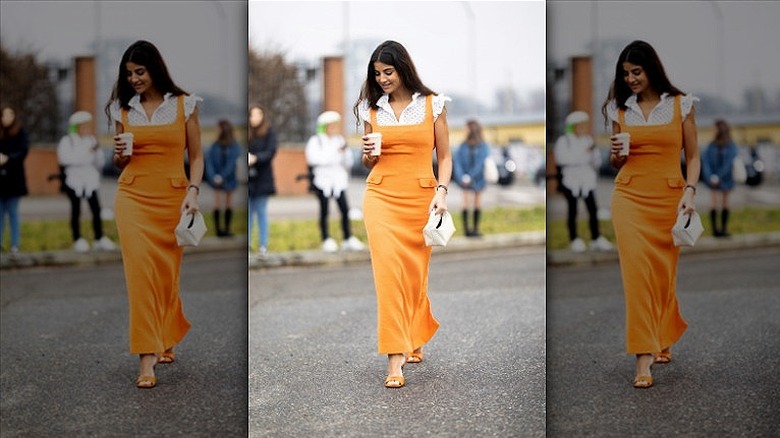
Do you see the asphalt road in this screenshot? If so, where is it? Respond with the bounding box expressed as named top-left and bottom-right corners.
top-left (249, 246), bottom-right (546, 437)
top-left (547, 246), bottom-right (780, 437)
top-left (0, 251), bottom-right (248, 436)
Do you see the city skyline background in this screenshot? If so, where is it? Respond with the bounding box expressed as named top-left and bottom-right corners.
top-left (1, 1), bottom-right (247, 135)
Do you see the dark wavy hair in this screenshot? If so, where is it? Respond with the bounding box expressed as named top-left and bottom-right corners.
top-left (601, 40), bottom-right (683, 126)
top-left (352, 40), bottom-right (435, 125)
top-left (104, 40), bottom-right (187, 124)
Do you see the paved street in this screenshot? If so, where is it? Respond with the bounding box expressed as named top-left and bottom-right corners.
top-left (547, 247), bottom-right (780, 436)
top-left (249, 246), bottom-right (546, 437)
top-left (0, 252), bottom-right (248, 436)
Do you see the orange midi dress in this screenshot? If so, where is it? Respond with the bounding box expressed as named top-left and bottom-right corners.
top-left (114, 95), bottom-right (192, 354)
top-left (363, 94), bottom-right (441, 355)
top-left (611, 95), bottom-right (688, 355)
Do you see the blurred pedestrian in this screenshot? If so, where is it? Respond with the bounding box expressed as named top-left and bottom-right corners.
top-left (0, 106), bottom-right (28, 254)
top-left (453, 119), bottom-right (490, 237)
top-left (206, 119), bottom-right (242, 237)
top-left (602, 40), bottom-right (701, 389)
top-left (247, 104), bottom-right (276, 258)
top-left (106, 40), bottom-right (203, 388)
top-left (305, 111), bottom-right (364, 252)
top-left (57, 111), bottom-right (116, 252)
top-left (354, 40), bottom-right (452, 388)
top-left (553, 111), bottom-right (612, 252)
top-left (702, 119), bottom-right (738, 237)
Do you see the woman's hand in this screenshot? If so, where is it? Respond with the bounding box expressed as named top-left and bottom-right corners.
top-left (361, 136), bottom-right (379, 168)
top-left (428, 189), bottom-right (448, 215)
top-left (181, 187), bottom-right (200, 215)
top-left (112, 136), bottom-right (130, 167)
top-left (677, 187), bottom-right (696, 214)
top-left (248, 152), bottom-right (257, 166)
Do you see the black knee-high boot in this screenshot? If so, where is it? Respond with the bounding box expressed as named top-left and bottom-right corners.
top-left (462, 210), bottom-right (471, 236)
top-left (214, 210), bottom-right (224, 236)
top-left (472, 209), bottom-right (483, 237)
top-left (223, 208), bottom-right (234, 237)
top-left (720, 209), bottom-right (731, 237)
top-left (710, 209), bottom-right (720, 237)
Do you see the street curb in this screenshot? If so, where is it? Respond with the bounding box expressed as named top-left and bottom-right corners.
top-left (547, 231), bottom-right (780, 267)
top-left (249, 231), bottom-right (547, 269)
top-left (0, 236), bottom-right (248, 270)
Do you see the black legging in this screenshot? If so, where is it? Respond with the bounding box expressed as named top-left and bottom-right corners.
top-left (313, 187), bottom-right (351, 241)
top-left (64, 186), bottom-right (103, 241)
top-left (560, 185), bottom-right (600, 242)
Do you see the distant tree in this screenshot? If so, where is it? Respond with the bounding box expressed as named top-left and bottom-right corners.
top-left (248, 48), bottom-right (308, 143)
top-left (0, 44), bottom-right (60, 142)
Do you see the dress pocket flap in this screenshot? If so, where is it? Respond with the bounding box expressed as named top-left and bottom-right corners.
top-left (418, 178), bottom-right (437, 188)
top-left (170, 177), bottom-right (189, 188)
top-left (366, 174), bottom-right (384, 185)
top-left (117, 174), bottom-right (136, 185)
top-left (614, 174), bottom-right (632, 185)
top-left (666, 178), bottom-right (685, 189)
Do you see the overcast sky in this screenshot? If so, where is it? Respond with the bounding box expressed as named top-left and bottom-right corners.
top-left (548, 1), bottom-right (780, 107)
top-left (249, 1), bottom-right (547, 108)
top-left (0, 1), bottom-right (247, 107)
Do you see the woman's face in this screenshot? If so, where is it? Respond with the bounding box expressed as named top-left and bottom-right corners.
top-left (622, 62), bottom-right (651, 95)
top-left (1, 108), bottom-right (15, 128)
top-left (125, 61), bottom-right (154, 95)
top-left (374, 61), bottom-right (404, 95)
top-left (249, 108), bottom-right (264, 128)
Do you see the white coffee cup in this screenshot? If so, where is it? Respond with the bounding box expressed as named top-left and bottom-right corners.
top-left (613, 132), bottom-right (630, 156)
top-left (116, 132), bottom-right (134, 156)
top-left (365, 132), bottom-right (382, 156)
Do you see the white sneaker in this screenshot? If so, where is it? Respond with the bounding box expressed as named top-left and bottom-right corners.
top-left (96, 236), bottom-right (117, 251)
top-left (590, 236), bottom-right (614, 251)
top-left (321, 238), bottom-right (338, 253)
top-left (73, 238), bottom-right (90, 253)
top-left (342, 236), bottom-right (365, 251)
top-left (570, 238), bottom-right (586, 253)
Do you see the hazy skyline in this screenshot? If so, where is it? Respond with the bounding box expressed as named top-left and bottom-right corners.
top-left (548, 1), bottom-right (780, 108)
top-left (249, 1), bottom-right (547, 110)
top-left (1, 0), bottom-right (247, 129)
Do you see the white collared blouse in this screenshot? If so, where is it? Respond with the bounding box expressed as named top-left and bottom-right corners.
top-left (358, 92), bottom-right (451, 126)
top-left (606, 93), bottom-right (698, 127)
top-left (109, 92), bottom-right (202, 127)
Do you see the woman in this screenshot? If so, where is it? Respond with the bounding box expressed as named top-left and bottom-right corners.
top-left (305, 110), bottom-right (363, 252)
top-left (247, 104), bottom-right (276, 258)
top-left (105, 40), bottom-right (204, 388)
top-left (354, 40), bottom-right (452, 388)
top-left (0, 106), bottom-right (28, 254)
top-left (206, 119), bottom-right (242, 237)
top-left (453, 119), bottom-right (490, 237)
top-left (57, 111), bottom-right (116, 252)
top-left (553, 111), bottom-right (612, 252)
top-left (601, 40), bottom-right (700, 388)
top-left (702, 119), bottom-right (738, 237)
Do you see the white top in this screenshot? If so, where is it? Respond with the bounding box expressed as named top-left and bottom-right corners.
top-left (554, 133), bottom-right (601, 197)
top-left (358, 92), bottom-right (451, 126)
top-left (109, 93), bottom-right (202, 128)
top-left (57, 133), bottom-right (103, 197)
top-left (606, 93), bottom-right (698, 126)
top-left (305, 133), bottom-right (354, 197)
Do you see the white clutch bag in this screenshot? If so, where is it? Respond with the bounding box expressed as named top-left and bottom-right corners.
top-left (423, 211), bottom-right (456, 247)
top-left (672, 211), bottom-right (704, 247)
top-left (175, 211), bottom-right (208, 247)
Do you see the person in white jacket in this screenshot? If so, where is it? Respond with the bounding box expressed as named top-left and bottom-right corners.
top-left (57, 111), bottom-right (116, 252)
top-left (554, 111), bottom-right (612, 252)
top-left (305, 111), bottom-right (364, 252)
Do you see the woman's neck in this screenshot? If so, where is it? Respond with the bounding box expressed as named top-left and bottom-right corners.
top-left (389, 88), bottom-right (412, 103)
top-left (637, 88), bottom-right (660, 103)
top-left (140, 88), bottom-right (164, 103)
